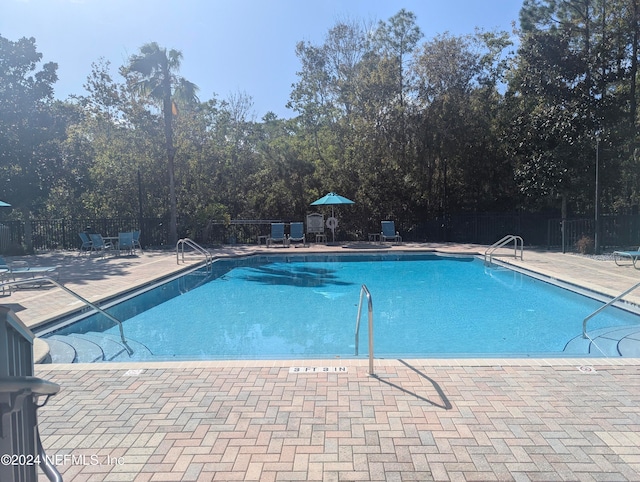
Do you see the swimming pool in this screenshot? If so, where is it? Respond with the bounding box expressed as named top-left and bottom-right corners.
top-left (41, 253), bottom-right (640, 362)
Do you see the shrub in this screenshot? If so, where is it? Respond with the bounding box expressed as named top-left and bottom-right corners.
top-left (575, 235), bottom-right (594, 254)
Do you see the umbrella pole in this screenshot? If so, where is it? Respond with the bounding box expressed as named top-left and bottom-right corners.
top-left (332, 207), bottom-right (335, 242)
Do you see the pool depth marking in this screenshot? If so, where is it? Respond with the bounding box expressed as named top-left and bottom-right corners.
top-left (289, 367), bottom-right (348, 373)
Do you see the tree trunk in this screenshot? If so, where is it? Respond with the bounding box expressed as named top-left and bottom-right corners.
top-left (21, 206), bottom-right (33, 254)
top-left (631, 0), bottom-right (639, 129)
top-left (163, 75), bottom-right (178, 246)
top-left (561, 193), bottom-right (567, 253)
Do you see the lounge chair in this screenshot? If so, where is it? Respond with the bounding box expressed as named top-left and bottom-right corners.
top-left (288, 222), bottom-right (307, 247)
top-left (89, 233), bottom-right (113, 256)
top-left (306, 213), bottom-right (326, 243)
top-left (118, 232), bottom-right (135, 256)
top-left (613, 247), bottom-right (640, 268)
top-left (78, 232), bottom-right (92, 255)
top-left (381, 221), bottom-right (402, 244)
top-left (267, 223), bottom-right (288, 247)
top-left (0, 256), bottom-right (60, 285)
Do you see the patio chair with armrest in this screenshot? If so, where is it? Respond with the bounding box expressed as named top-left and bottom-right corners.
top-left (118, 232), bottom-right (135, 256)
top-left (381, 220), bottom-right (402, 244)
top-left (288, 222), bottom-right (307, 247)
top-left (267, 223), bottom-right (288, 247)
top-left (89, 233), bottom-right (113, 257)
top-left (78, 232), bottom-right (92, 255)
top-left (132, 230), bottom-right (143, 253)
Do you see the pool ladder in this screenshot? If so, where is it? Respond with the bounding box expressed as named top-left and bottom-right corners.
top-left (176, 238), bottom-right (213, 271)
top-left (484, 235), bottom-right (524, 266)
top-left (354, 285), bottom-right (375, 375)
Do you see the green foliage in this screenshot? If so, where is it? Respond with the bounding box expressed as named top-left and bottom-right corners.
top-left (505, 0), bottom-right (640, 214)
top-left (0, 35), bottom-right (60, 217)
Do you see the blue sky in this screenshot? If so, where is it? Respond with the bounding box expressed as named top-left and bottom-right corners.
top-left (2, 0), bottom-right (523, 119)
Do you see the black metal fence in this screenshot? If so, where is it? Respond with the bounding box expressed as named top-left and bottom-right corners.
top-left (190, 219), bottom-right (284, 246)
top-left (0, 217), bottom-right (287, 253)
top-left (410, 213), bottom-right (640, 251)
top-left (545, 215), bottom-right (640, 252)
top-left (411, 213), bottom-right (552, 246)
top-left (0, 218), bottom-right (170, 253)
top-left (1, 213), bottom-right (639, 254)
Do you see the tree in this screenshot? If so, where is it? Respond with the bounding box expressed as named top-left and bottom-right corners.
top-left (124, 42), bottom-right (199, 244)
top-left (412, 31), bottom-right (515, 221)
top-left (288, 17), bottom-right (372, 146)
top-left (372, 8), bottom-right (423, 109)
top-left (0, 35), bottom-right (59, 251)
top-left (510, 0), bottom-right (639, 216)
top-left (372, 9), bottom-right (423, 170)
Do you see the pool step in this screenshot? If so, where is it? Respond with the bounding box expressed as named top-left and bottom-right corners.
top-left (564, 326), bottom-right (640, 357)
top-left (47, 334), bottom-right (103, 363)
top-left (73, 332), bottom-right (129, 361)
top-left (44, 332), bottom-right (154, 363)
top-left (618, 331), bottom-right (640, 357)
top-left (44, 336), bottom-right (76, 364)
top-left (92, 332), bottom-right (154, 361)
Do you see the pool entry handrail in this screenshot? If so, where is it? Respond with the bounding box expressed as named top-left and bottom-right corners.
top-left (583, 280), bottom-right (640, 339)
top-left (0, 277), bottom-right (133, 356)
top-left (354, 284), bottom-right (375, 375)
top-left (484, 235), bottom-right (524, 266)
top-left (176, 238), bottom-right (212, 271)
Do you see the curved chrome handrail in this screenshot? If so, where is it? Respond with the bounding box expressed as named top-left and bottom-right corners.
top-left (176, 238), bottom-right (212, 271)
top-left (583, 280), bottom-right (640, 338)
top-left (484, 234), bottom-right (524, 266)
top-left (354, 285), bottom-right (374, 375)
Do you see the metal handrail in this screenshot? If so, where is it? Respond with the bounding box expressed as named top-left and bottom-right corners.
top-left (176, 238), bottom-right (212, 270)
top-left (0, 277), bottom-right (133, 356)
top-left (354, 285), bottom-right (374, 375)
top-left (484, 234), bottom-right (524, 266)
top-left (583, 280), bottom-right (640, 338)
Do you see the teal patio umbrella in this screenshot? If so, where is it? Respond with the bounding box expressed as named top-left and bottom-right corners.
top-left (310, 192), bottom-right (355, 242)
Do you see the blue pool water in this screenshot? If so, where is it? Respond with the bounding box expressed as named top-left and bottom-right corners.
top-left (44, 253), bottom-right (640, 360)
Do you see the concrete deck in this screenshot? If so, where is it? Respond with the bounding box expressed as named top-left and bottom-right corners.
top-left (1, 243), bottom-right (639, 481)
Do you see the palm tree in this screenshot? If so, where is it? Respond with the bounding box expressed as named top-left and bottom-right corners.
top-left (125, 42), bottom-right (199, 245)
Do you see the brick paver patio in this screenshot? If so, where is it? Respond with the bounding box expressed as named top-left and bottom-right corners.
top-left (35, 359), bottom-right (640, 481)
